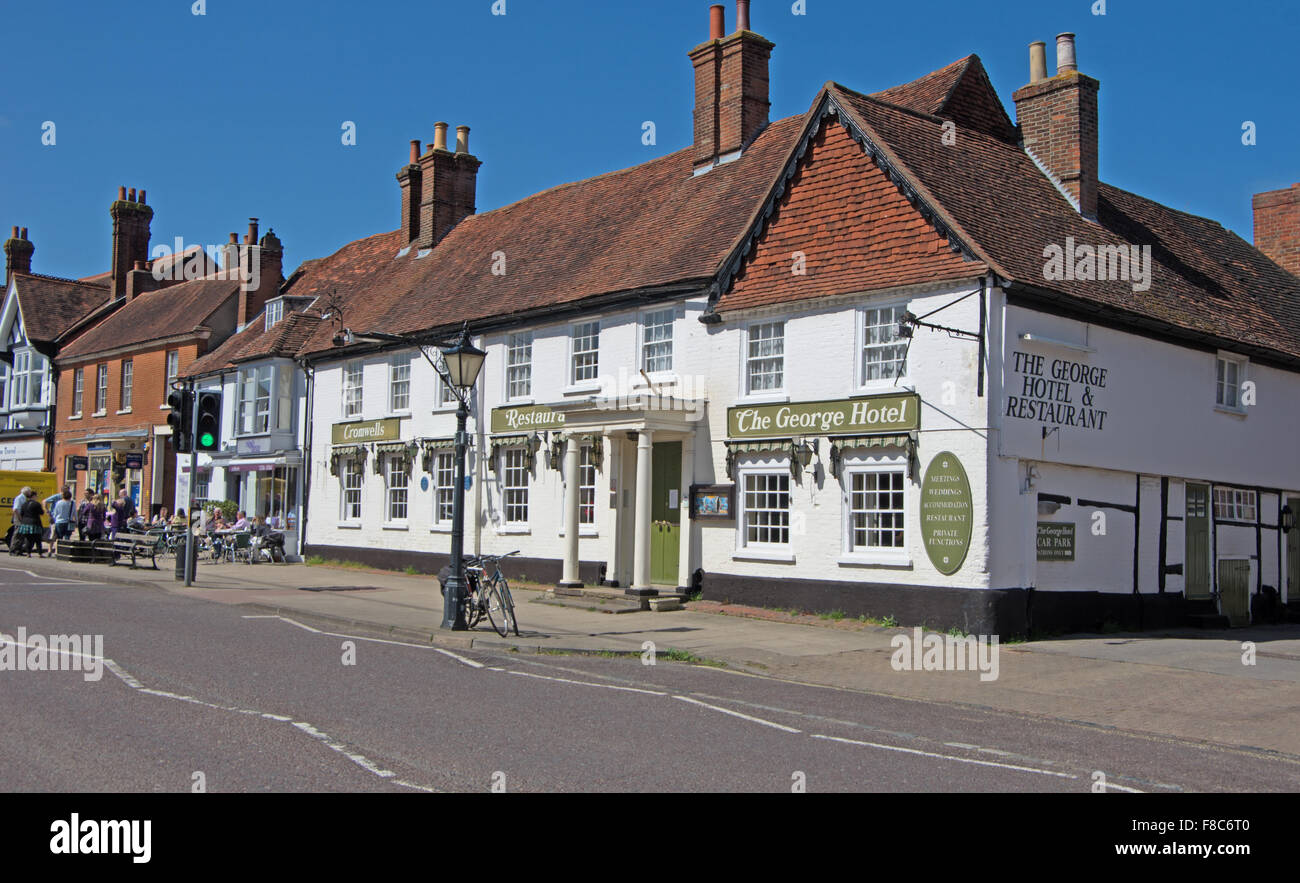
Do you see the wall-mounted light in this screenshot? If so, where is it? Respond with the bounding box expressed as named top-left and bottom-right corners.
top-left (1282, 504), bottom-right (1295, 535)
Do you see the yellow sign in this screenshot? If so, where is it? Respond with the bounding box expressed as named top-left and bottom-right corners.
top-left (331, 418), bottom-right (404, 445)
top-left (0, 470), bottom-right (60, 511)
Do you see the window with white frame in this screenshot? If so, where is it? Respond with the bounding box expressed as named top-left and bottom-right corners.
top-left (194, 469), bottom-right (211, 501)
top-left (642, 308), bottom-right (674, 374)
top-left (276, 366), bottom-right (292, 430)
top-left (579, 444), bottom-right (596, 526)
top-left (740, 469), bottom-right (791, 547)
top-left (165, 351), bottom-right (179, 390)
top-left (0, 365), bottom-right (8, 411)
top-left (11, 351), bottom-right (31, 407)
top-left (95, 364), bottom-right (108, 413)
top-left (746, 321), bottom-right (785, 393)
top-left (571, 321), bottom-right (599, 385)
top-left (390, 355), bottom-right (411, 412)
top-left (120, 359), bottom-right (133, 410)
top-left (506, 333), bottom-right (532, 400)
top-left (846, 465), bottom-right (907, 553)
top-left (861, 305), bottom-right (908, 384)
top-left (433, 452), bottom-right (455, 526)
top-left (1216, 355), bottom-right (1245, 410)
top-left (342, 362), bottom-right (363, 418)
top-left (264, 299), bottom-right (284, 331)
top-left (501, 447), bottom-right (530, 524)
top-left (1213, 487), bottom-right (1257, 522)
top-left (72, 368), bottom-right (83, 416)
top-left (340, 460), bottom-right (363, 521)
top-left (237, 366), bottom-right (272, 435)
top-left (387, 460), bottom-right (409, 522)
top-left (432, 353), bottom-right (458, 408)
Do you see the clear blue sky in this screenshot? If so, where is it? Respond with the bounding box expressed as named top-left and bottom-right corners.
top-left (1, 0), bottom-right (1295, 280)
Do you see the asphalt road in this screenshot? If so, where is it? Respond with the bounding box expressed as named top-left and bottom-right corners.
top-left (2, 563), bottom-right (1298, 793)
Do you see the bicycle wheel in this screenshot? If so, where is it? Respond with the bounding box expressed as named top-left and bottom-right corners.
top-left (462, 583), bottom-right (484, 628)
top-left (486, 577), bottom-right (517, 638)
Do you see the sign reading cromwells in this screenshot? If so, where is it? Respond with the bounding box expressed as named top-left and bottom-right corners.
top-left (331, 418), bottom-right (404, 445)
top-left (727, 393), bottom-right (920, 439)
top-left (491, 404), bottom-right (566, 435)
top-left (920, 452), bottom-right (973, 576)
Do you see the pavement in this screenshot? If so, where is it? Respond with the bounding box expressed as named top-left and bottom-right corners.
top-left (12, 552), bottom-right (1300, 760)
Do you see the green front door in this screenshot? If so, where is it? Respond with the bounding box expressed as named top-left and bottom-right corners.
top-left (1218, 560), bottom-right (1251, 627)
top-left (1185, 484), bottom-right (1211, 600)
top-left (1288, 497), bottom-right (1299, 605)
top-left (650, 442), bottom-right (681, 586)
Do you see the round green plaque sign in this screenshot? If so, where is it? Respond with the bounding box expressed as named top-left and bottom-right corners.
top-left (920, 451), bottom-right (973, 576)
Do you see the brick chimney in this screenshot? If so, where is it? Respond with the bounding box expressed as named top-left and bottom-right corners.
top-left (1013, 34), bottom-right (1100, 219)
top-left (4, 226), bottom-right (33, 285)
top-left (236, 221), bottom-right (284, 327)
top-left (125, 259), bottom-right (163, 300)
top-left (415, 123), bottom-right (481, 250)
top-left (110, 186), bottom-right (153, 300)
top-left (396, 139), bottom-right (423, 246)
top-left (689, 0), bottom-right (773, 171)
top-left (1253, 183), bottom-right (1300, 277)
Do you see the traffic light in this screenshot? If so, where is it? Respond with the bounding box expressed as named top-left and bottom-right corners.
top-left (195, 390), bottom-right (223, 452)
top-left (167, 388), bottom-right (193, 454)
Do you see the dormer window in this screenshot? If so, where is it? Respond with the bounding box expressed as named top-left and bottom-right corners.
top-left (265, 299), bottom-right (285, 331)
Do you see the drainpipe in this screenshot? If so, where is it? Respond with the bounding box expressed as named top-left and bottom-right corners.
top-left (473, 344), bottom-right (484, 557)
top-left (299, 360), bottom-right (315, 560)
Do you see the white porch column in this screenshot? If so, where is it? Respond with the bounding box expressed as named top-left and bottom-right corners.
top-left (631, 429), bottom-right (654, 592)
top-left (677, 431), bottom-right (695, 591)
top-left (560, 436), bottom-right (583, 588)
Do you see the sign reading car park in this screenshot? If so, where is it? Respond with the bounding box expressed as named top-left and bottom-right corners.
top-left (920, 452), bottom-right (973, 576)
top-left (1037, 522), bottom-right (1076, 561)
top-left (727, 393), bottom-right (920, 439)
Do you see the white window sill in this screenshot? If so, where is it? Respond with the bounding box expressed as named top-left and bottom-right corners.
top-left (563, 382), bottom-right (602, 396)
top-left (1214, 405), bottom-right (1248, 419)
top-left (336, 521), bottom-right (362, 530)
top-left (733, 548), bottom-right (795, 563)
top-left (505, 397), bottom-right (534, 406)
top-left (558, 529), bottom-right (599, 539)
top-left (496, 525), bottom-right (530, 535)
top-left (853, 383), bottom-right (913, 397)
top-left (116, 408), bottom-right (133, 415)
top-left (91, 410), bottom-right (107, 418)
top-left (430, 525), bottom-right (453, 534)
top-left (634, 373), bottom-right (677, 390)
top-left (838, 553), bottom-right (912, 568)
top-left (432, 405), bottom-right (458, 414)
top-left (735, 392), bottom-right (789, 405)
top-left (382, 522), bottom-right (410, 531)
top-left (160, 404), bottom-right (172, 410)
top-left (69, 414), bottom-right (82, 421)
top-left (387, 410), bottom-right (411, 418)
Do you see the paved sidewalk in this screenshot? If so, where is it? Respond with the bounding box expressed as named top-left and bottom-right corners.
top-left (8, 555), bottom-right (1300, 759)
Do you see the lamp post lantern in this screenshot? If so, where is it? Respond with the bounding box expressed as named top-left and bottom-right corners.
top-left (439, 328), bottom-right (486, 631)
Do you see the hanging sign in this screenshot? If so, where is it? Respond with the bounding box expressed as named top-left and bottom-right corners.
top-left (920, 451), bottom-right (973, 576)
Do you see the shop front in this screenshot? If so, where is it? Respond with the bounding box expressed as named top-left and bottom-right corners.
top-left (63, 434), bottom-right (150, 508)
top-left (196, 446), bottom-right (304, 556)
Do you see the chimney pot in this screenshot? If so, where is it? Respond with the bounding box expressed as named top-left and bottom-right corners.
top-left (736, 0), bottom-right (750, 32)
top-left (409, 139), bottom-right (421, 164)
top-left (1056, 33), bottom-right (1078, 74)
top-left (248, 218), bottom-right (259, 244)
top-left (138, 190), bottom-right (146, 205)
top-left (10, 226), bottom-right (17, 239)
top-left (118, 186), bottom-right (126, 201)
top-left (20, 228), bottom-right (27, 240)
top-left (127, 188), bottom-right (136, 202)
top-left (455, 126), bottom-right (471, 155)
top-left (433, 122), bottom-right (449, 152)
top-left (133, 260), bottom-right (145, 271)
top-left (229, 233), bottom-right (238, 244)
top-left (1029, 41), bottom-right (1047, 84)
top-left (709, 4), bottom-right (725, 40)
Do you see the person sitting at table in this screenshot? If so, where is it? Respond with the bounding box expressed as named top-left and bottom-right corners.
top-left (152, 507), bottom-right (170, 527)
top-left (172, 508), bottom-right (188, 530)
top-left (231, 510), bottom-right (249, 531)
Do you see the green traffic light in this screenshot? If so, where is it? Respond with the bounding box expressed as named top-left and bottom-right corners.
top-left (199, 433), bottom-right (215, 448)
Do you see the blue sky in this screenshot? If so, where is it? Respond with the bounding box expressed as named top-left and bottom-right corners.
top-left (1, 0), bottom-right (1295, 280)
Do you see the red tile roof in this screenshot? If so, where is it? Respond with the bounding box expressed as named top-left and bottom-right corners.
top-left (57, 278), bottom-right (242, 361)
top-left (185, 310), bottom-right (323, 377)
top-left (10, 273), bottom-right (111, 344)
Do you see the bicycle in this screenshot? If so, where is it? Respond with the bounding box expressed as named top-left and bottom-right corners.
top-left (450, 551), bottom-right (520, 637)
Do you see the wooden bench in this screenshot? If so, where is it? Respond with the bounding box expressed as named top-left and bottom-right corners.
top-left (100, 534), bottom-right (166, 570)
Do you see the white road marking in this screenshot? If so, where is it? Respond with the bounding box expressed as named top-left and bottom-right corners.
top-left (0, 566), bottom-right (97, 585)
top-left (812, 733), bottom-right (1079, 780)
top-left (435, 648), bottom-right (484, 669)
top-left (245, 614), bottom-right (486, 668)
top-left (673, 695), bottom-right (802, 733)
top-left (292, 721), bottom-right (396, 779)
top-left (504, 668), bottom-right (666, 695)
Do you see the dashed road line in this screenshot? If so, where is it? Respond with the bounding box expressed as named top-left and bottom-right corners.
top-left (812, 733), bottom-right (1083, 782)
top-left (673, 695), bottom-right (803, 733)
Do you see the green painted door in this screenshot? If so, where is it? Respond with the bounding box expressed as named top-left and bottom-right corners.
top-left (1185, 484), bottom-right (1211, 600)
top-left (651, 442), bottom-right (681, 586)
top-left (1288, 497), bottom-right (1299, 605)
top-left (1218, 560), bottom-right (1251, 627)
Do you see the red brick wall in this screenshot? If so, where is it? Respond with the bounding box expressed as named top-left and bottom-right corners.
top-left (1012, 73), bottom-right (1100, 217)
top-left (720, 120), bottom-right (980, 312)
top-left (1254, 183), bottom-right (1300, 277)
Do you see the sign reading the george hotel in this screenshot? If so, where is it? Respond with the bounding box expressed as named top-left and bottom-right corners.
top-left (727, 393), bottom-right (920, 439)
top-left (491, 404), bottom-right (566, 435)
top-left (920, 452), bottom-right (973, 576)
top-left (1037, 522), bottom-right (1076, 562)
top-left (332, 418), bottom-right (403, 445)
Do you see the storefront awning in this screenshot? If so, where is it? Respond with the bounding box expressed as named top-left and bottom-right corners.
top-left (328, 444), bottom-right (368, 477)
top-left (827, 433), bottom-right (918, 480)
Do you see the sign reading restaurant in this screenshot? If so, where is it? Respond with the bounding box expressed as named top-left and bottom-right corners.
top-left (490, 404), bottom-right (566, 435)
top-left (727, 393), bottom-right (920, 439)
top-left (331, 418), bottom-right (404, 445)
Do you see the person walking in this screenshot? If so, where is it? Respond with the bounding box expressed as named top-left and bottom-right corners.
top-left (83, 493), bottom-right (107, 545)
top-left (7, 485), bottom-right (27, 552)
top-left (15, 489), bottom-right (46, 557)
top-left (49, 489), bottom-right (74, 557)
top-left (76, 488), bottom-right (95, 541)
top-left (108, 489), bottom-right (131, 540)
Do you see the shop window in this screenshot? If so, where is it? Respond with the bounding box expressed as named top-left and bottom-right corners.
top-left (342, 362), bottom-right (364, 418)
top-left (389, 355), bottom-right (411, 413)
top-left (120, 359), bottom-right (133, 410)
top-left (340, 460), bottom-right (363, 521)
top-left (740, 470), bottom-right (790, 547)
top-left (579, 444), bottom-right (596, 526)
top-left (501, 448), bottom-right (530, 524)
top-left (860, 305), bottom-right (908, 385)
top-left (387, 460), bottom-right (408, 522)
top-left (1216, 355), bottom-right (1246, 410)
top-left (71, 368), bottom-right (83, 416)
top-left (506, 332), bottom-right (532, 400)
top-left (237, 366), bottom-right (272, 435)
top-left (642, 308), bottom-right (674, 374)
top-left (846, 466), bottom-right (907, 553)
top-left (433, 452), bottom-right (455, 526)
top-left (1213, 487), bottom-right (1257, 522)
top-left (95, 364), bottom-right (108, 413)
top-left (571, 321), bottom-right (600, 385)
top-left (746, 321), bottom-right (785, 394)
